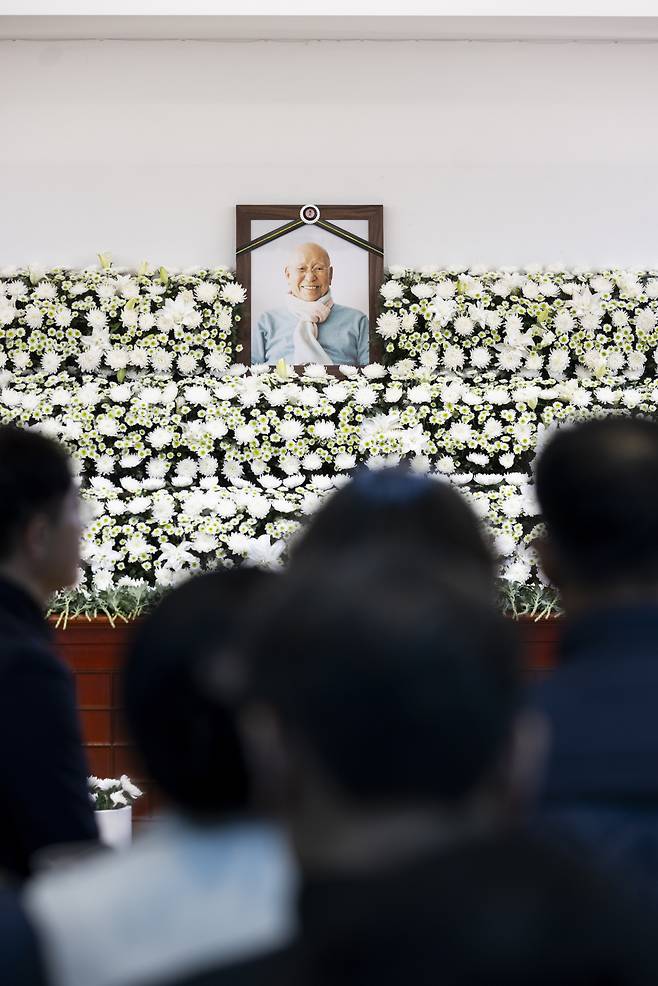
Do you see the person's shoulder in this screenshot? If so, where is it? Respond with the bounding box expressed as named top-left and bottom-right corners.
top-left (257, 308), bottom-right (292, 328)
top-left (331, 304), bottom-right (369, 324)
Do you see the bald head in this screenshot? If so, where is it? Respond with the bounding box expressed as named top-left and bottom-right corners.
top-left (285, 242), bottom-right (332, 303)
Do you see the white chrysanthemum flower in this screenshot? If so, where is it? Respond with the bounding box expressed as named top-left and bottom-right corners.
top-left (207, 350), bottom-right (230, 374)
top-left (279, 419), bottom-right (304, 441)
top-left (553, 311), bottom-right (574, 334)
top-left (206, 418), bottom-right (229, 438)
top-left (4, 280), bottom-right (27, 299)
top-left (380, 280), bottom-right (405, 301)
top-left (95, 415), bottom-right (119, 437)
top-left (407, 384), bottom-right (432, 404)
top-left (431, 298), bottom-right (457, 327)
top-left (645, 279), bottom-right (658, 300)
top-left (148, 427), bottom-right (173, 449)
top-left (121, 477), bottom-right (142, 494)
top-left (606, 350), bottom-right (626, 372)
top-left (0, 298), bottom-right (17, 326)
top-left (146, 458), bottom-right (169, 479)
top-left (454, 316), bottom-right (474, 337)
top-left (434, 280), bottom-right (456, 299)
top-left (302, 364), bottom-right (327, 379)
top-left (611, 310), bottom-right (629, 328)
top-left (354, 385), bottom-right (378, 407)
top-left (41, 352), bottom-right (62, 374)
top-left (362, 363), bottom-right (387, 380)
top-left (86, 308), bottom-right (108, 331)
top-left (302, 453), bottom-right (323, 471)
top-left (24, 304), bottom-right (44, 329)
top-left (635, 308), bottom-right (656, 333)
top-left (335, 452), bottom-right (356, 471)
top-left (196, 456), bottom-right (217, 477)
top-left (138, 312), bottom-right (156, 330)
top-left (314, 420), bottom-right (336, 440)
top-left (121, 308), bottom-right (138, 329)
top-left (443, 345), bottom-right (465, 371)
top-left (12, 352), bottom-right (31, 372)
top-left (547, 349), bottom-right (570, 377)
top-left (388, 265), bottom-right (407, 279)
top-left (77, 348), bottom-right (103, 372)
top-left (471, 347), bottom-right (492, 369)
top-left (482, 419), bottom-right (504, 439)
top-left (176, 458), bottom-right (199, 479)
top-left (376, 312), bottom-right (401, 340)
top-left (151, 350), bottom-right (174, 373)
top-left (195, 282), bottom-right (219, 304)
top-left (95, 454), bottom-right (116, 475)
top-left (449, 422), bottom-right (473, 443)
top-left (35, 281), bottom-right (57, 300)
top-left (177, 353), bottom-right (198, 375)
top-left (221, 282), bottom-right (247, 305)
top-left (109, 383), bottom-right (132, 403)
top-left (411, 283), bottom-right (435, 299)
top-left (106, 349), bottom-right (130, 370)
top-left (435, 456), bottom-right (456, 474)
top-left (324, 382), bottom-right (350, 403)
top-left (419, 349), bottom-right (439, 370)
top-left (55, 305), bottom-right (73, 329)
top-left (279, 454), bottom-right (300, 475)
top-left (235, 423), bottom-right (257, 445)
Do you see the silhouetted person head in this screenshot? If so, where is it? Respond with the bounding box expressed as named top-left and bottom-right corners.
top-left (535, 417), bottom-right (658, 610)
top-left (291, 467), bottom-right (496, 593)
top-left (0, 424), bottom-right (81, 606)
top-left (243, 549), bottom-right (545, 870)
top-left (123, 568), bottom-right (272, 818)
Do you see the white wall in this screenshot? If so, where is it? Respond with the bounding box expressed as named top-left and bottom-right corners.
top-left (2, 39), bottom-right (658, 269)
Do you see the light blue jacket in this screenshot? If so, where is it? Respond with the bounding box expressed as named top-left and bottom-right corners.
top-left (252, 303), bottom-right (369, 365)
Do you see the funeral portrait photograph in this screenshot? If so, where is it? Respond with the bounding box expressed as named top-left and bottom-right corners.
top-left (236, 204), bottom-right (383, 367)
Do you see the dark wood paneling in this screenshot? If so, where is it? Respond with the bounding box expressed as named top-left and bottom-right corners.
top-left (53, 616), bottom-right (563, 821)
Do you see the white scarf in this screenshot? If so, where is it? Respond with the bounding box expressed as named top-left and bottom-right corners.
top-left (287, 292), bottom-right (334, 364)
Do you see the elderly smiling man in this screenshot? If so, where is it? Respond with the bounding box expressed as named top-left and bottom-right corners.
top-left (252, 242), bottom-right (369, 366)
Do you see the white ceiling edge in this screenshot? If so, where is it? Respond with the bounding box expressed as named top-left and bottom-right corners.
top-left (3, 15), bottom-right (658, 42)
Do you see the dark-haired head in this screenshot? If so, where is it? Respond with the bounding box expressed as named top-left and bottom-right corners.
top-left (291, 467), bottom-right (495, 591)
top-left (122, 567), bottom-right (273, 818)
top-left (535, 417), bottom-right (658, 603)
top-left (0, 424), bottom-right (80, 601)
top-left (243, 548), bottom-right (541, 856)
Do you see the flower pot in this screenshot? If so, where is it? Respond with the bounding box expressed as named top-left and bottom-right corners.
top-left (95, 805), bottom-right (132, 849)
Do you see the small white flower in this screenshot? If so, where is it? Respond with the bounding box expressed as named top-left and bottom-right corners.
top-left (87, 309), bottom-right (108, 331)
top-left (302, 453), bottom-right (323, 471)
top-left (314, 420), bottom-right (336, 440)
top-left (110, 791), bottom-right (128, 808)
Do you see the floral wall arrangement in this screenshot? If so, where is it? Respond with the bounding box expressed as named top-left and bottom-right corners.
top-left (2, 259), bottom-right (657, 621)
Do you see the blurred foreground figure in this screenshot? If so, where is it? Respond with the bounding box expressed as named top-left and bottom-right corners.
top-left (175, 549), bottom-right (657, 986)
top-left (291, 466), bottom-right (496, 593)
top-left (0, 425), bottom-right (96, 883)
top-left (25, 570), bottom-right (296, 986)
top-left (535, 417), bottom-right (658, 897)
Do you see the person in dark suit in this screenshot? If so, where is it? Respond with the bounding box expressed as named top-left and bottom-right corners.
top-left (0, 424), bottom-right (97, 882)
top-left (534, 417), bottom-right (658, 898)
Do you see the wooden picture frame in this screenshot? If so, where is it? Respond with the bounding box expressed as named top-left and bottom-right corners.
top-left (235, 204), bottom-right (384, 369)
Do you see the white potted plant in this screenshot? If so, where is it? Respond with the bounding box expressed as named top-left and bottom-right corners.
top-left (88, 774), bottom-right (143, 849)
